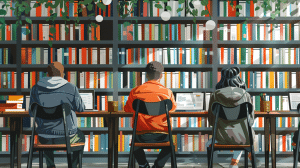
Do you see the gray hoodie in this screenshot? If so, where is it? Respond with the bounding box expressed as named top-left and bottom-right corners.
top-left (29, 76), bottom-right (85, 138)
top-left (208, 87), bottom-right (255, 145)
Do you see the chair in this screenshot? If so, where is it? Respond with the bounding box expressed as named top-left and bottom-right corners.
top-left (27, 103), bottom-right (85, 168)
top-left (128, 99), bottom-right (177, 168)
top-left (292, 104), bottom-right (300, 168)
top-left (207, 102), bottom-right (257, 168)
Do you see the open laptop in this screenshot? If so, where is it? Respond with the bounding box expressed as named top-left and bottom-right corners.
top-left (288, 93), bottom-right (300, 112)
top-left (176, 92), bottom-right (204, 111)
top-left (79, 90), bottom-right (98, 111)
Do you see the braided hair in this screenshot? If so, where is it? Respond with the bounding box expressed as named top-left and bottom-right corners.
top-left (215, 67), bottom-right (247, 90)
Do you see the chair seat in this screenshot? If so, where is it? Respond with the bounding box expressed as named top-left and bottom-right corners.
top-left (209, 143), bottom-right (250, 149)
top-left (130, 141), bottom-right (174, 147)
top-left (34, 142), bottom-right (85, 149)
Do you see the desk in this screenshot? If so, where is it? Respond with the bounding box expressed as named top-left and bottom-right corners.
top-left (0, 111), bottom-right (272, 168)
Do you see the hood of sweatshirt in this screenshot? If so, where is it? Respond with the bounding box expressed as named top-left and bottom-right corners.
top-left (213, 87), bottom-right (248, 107)
top-left (37, 77), bottom-right (69, 89)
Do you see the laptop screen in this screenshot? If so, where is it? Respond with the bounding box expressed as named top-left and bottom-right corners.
top-left (176, 92), bottom-right (204, 111)
top-left (79, 90), bottom-right (95, 110)
top-left (289, 93), bottom-right (300, 111)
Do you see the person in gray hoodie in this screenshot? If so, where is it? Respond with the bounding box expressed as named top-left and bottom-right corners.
top-left (29, 62), bottom-right (85, 168)
top-left (206, 67), bottom-right (256, 168)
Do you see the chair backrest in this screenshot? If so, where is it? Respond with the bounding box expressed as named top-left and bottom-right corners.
top-left (132, 99), bottom-right (172, 116)
top-left (30, 103), bottom-right (71, 120)
top-left (211, 102), bottom-right (253, 121)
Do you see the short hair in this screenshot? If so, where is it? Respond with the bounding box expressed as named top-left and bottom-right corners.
top-left (215, 66), bottom-right (247, 90)
top-left (47, 62), bottom-right (64, 77)
top-left (145, 61), bottom-right (164, 80)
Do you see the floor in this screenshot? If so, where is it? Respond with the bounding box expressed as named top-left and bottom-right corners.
top-left (0, 153), bottom-right (298, 167)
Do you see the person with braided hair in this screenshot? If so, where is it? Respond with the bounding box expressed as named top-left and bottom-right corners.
top-left (124, 61), bottom-right (177, 168)
top-left (206, 66), bottom-right (256, 168)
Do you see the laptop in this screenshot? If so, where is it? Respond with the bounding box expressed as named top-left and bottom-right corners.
top-left (79, 90), bottom-right (98, 111)
top-left (288, 93), bottom-right (300, 112)
top-left (176, 92), bottom-right (204, 111)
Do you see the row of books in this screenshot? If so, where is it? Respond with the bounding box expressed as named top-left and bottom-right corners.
top-left (218, 24), bottom-right (300, 41)
top-left (21, 47), bottom-right (112, 65)
top-left (0, 48), bottom-right (13, 64)
top-left (219, 48), bottom-right (300, 65)
top-left (21, 24), bottom-right (101, 41)
top-left (219, 0), bottom-right (300, 17)
top-left (118, 0), bottom-right (210, 17)
top-left (231, 71), bottom-right (298, 89)
top-left (0, 24), bottom-right (17, 41)
top-left (0, 1), bottom-right (113, 17)
top-left (118, 48), bottom-right (213, 65)
top-left (0, 132), bottom-right (295, 153)
top-left (119, 24), bottom-right (212, 41)
top-left (118, 71), bottom-right (213, 89)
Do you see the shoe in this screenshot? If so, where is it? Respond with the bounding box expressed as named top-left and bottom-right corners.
top-left (152, 164), bottom-right (163, 168)
top-left (139, 162), bottom-right (150, 168)
top-left (229, 165), bottom-right (238, 168)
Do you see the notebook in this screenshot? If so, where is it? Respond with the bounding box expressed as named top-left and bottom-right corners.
top-left (288, 93), bottom-right (300, 112)
top-left (79, 90), bottom-right (98, 111)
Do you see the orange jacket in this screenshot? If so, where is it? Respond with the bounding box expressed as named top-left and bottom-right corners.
top-left (124, 80), bottom-right (177, 134)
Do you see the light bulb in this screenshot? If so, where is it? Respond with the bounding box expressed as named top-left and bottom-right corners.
top-left (103, 0), bottom-right (112, 5)
top-left (193, 1), bottom-right (201, 8)
top-left (95, 15), bottom-right (103, 22)
top-left (206, 20), bottom-right (216, 30)
top-left (161, 11), bottom-right (171, 21)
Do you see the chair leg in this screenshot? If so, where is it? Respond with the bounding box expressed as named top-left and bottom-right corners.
top-left (294, 147), bottom-right (298, 168)
top-left (209, 148), bottom-right (214, 168)
top-left (244, 150), bottom-right (248, 168)
top-left (39, 150), bottom-right (43, 168)
top-left (170, 146), bottom-right (177, 168)
top-left (128, 146), bottom-right (134, 168)
top-left (251, 146), bottom-right (257, 168)
top-left (67, 152), bottom-right (72, 168)
top-left (207, 147), bottom-right (211, 167)
top-left (79, 150), bottom-right (83, 168)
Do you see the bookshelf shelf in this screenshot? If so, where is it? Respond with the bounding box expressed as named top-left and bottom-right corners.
top-left (0, 65), bottom-right (17, 71)
top-left (0, 41), bottom-right (17, 47)
top-left (118, 17), bottom-right (210, 24)
top-left (21, 65), bottom-right (114, 72)
top-left (21, 41), bottom-right (114, 48)
top-left (118, 88), bottom-right (214, 94)
top-left (20, 89), bottom-right (114, 95)
top-left (21, 16), bottom-right (114, 24)
top-left (218, 41), bottom-right (300, 48)
top-left (118, 41), bottom-right (213, 48)
top-left (218, 65), bottom-right (300, 71)
top-left (246, 89), bottom-right (300, 95)
top-left (0, 89), bottom-right (18, 94)
top-left (217, 17), bottom-right (300, 24)
top-left (118, 65), bottom-right (213, 72)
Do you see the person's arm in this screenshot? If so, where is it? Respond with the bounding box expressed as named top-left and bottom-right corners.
top-left (207, 93), bottom-right (215, 127)
top-left (169, 91), bottom-right (177, 112)
top-left (124, 89), bottom-right (135, 113)
top-left (29, 86), bottom-right (38, 117)
top-left (72, 86), bottom-right (85, 112)
top-left (247, 93), bottom-right (255, 125)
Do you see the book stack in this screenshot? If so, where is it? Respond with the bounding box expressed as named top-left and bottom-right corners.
top-left (1, 95), bottom-right (25, 112)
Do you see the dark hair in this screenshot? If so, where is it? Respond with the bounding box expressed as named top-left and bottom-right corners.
top-left (145, 61), bottom-right (164, 80)
top-left (47, 62), bottom-right (64, 77)
top-left (215, 66), bottom-right (247, 90)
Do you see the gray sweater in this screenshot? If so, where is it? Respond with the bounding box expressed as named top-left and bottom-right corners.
top-left (29, 77), bottom-right (85, 138)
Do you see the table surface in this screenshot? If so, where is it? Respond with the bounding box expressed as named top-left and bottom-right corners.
top-left (0, 111), bottom-right (294, 117)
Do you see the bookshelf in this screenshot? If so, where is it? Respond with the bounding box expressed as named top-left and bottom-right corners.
top-left (0, 0), bottom-right (299, 160)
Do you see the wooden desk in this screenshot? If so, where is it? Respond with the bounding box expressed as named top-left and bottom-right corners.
top-left (0, 111), bottom-right (272, 168)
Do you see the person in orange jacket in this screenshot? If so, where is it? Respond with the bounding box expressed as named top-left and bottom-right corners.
top-left (124, 61), bottom-right (177, 168)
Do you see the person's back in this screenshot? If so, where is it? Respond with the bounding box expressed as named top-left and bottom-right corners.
top-left (29, 62), bottom-right (85, 168)
top-left (207, 67), bottom-right (255, 168)
top-left (124, 61), bottom-right (177, 168)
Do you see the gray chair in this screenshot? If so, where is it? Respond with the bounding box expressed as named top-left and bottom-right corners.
top-left (128, 99), bottom-right (177, 168)
top-left (207, 102), bottom-right (257, 168)
top-left (27, 103), bottom-right (85, 168)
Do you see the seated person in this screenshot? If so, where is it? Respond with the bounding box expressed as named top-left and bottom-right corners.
top-left (206, 67), bottom-right (255, 168)
top-left (29, 62), bottom-right (85, 168)
top-left (124, 61), bottom-right (177, 168)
